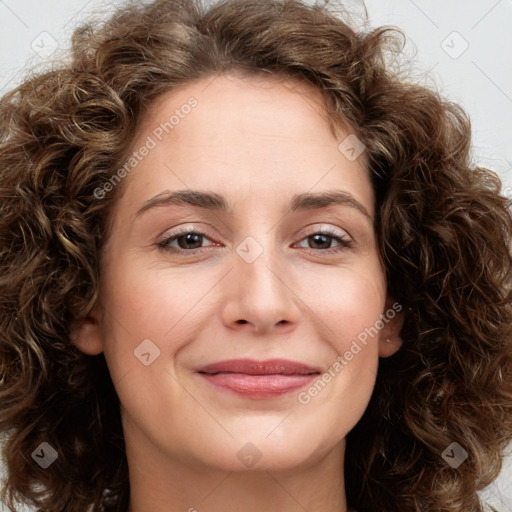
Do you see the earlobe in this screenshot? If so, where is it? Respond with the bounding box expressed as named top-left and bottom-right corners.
top-left (378, 297), bottom-right (405, 358)
top-left (69, 304), bottom-right (104, 356)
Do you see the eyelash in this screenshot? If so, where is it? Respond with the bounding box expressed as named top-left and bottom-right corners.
top-left (156, 227), bottom-right (353, 255)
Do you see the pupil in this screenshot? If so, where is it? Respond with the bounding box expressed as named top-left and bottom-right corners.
top-left (312, 234), bottom-right (330, 249)
top-left (180, 233), bottom-right (201, 249)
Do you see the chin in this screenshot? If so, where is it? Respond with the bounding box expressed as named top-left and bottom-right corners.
top-left (185, 427), bottom-right (341, 473)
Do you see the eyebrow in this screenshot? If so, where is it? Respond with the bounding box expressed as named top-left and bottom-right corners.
top-left (135, 189), bottom-right (372, 222)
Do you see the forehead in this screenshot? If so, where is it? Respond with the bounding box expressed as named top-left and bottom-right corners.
top-left (138, 71), bottom-right (351, 146)
top-left (114, 71), bottom-right (373, 219)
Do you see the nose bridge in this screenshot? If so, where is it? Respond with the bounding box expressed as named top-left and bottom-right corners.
top-left (225, 230), bottom-right (299, 332)
top-left (236, 231), bottom-right (286, 299)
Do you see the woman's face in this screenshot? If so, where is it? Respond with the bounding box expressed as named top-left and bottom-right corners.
top-left (72, 72), bottom-right (402, 473)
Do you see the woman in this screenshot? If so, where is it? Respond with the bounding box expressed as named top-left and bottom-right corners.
top-left (0, 0), bottom-right (511, 511)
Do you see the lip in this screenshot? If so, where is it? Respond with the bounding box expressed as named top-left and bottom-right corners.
top-left (196, 358), bottom-right (321, 399)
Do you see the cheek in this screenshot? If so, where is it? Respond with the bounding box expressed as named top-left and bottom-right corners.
top-left (302, 260), bottom-right (386, 344)
top-left (97, 259), bottom-right (176, 382)
top-left (299, 264), bottom-right (385, 401)
top-left (97, 255), bottom-right (230, 385)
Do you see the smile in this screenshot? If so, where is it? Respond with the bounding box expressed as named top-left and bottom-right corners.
top-left (196, 358), bottom-right (321, 399)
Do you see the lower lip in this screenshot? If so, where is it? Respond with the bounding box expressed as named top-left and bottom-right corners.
top-left (198, 373), bottom-right (318, 399)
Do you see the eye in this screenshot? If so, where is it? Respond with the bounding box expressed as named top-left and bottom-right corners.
top-left (156, 226), bottom-right (353, 255)
top-left (157, 229), bottom-right (216, 254)
top-left (295, 227), bottom-right (353, 253)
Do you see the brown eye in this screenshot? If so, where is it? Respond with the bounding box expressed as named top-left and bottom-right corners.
top-left (157, 229), bottom-right (215, 254)
top-left (296, 229), bottom-right (353, 253)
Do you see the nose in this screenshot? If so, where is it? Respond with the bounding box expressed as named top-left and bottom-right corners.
top-left (220, 238), bottom-right (301, 335)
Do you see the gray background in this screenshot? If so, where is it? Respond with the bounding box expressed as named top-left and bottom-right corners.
top-left (0, 0), bottom-right (511, 510)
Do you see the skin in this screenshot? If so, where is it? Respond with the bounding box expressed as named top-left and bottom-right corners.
top-left (71, 71), bottom-right (403, 512)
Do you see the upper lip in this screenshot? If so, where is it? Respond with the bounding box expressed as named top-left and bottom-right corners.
top-left (196, 358), bottom-right (321, 375)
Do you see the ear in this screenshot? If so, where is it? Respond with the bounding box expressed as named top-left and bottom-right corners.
top-left (69, 303), bottom-right (104, 356)
top-left (378, 296), bottom-right (404, 358)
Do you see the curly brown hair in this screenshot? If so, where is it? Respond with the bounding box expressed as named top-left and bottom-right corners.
top-left (1, 0), bottom-right (511, 511)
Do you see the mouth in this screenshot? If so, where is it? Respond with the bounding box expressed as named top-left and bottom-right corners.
top-left (196, 358), bottom-right (321, 399)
